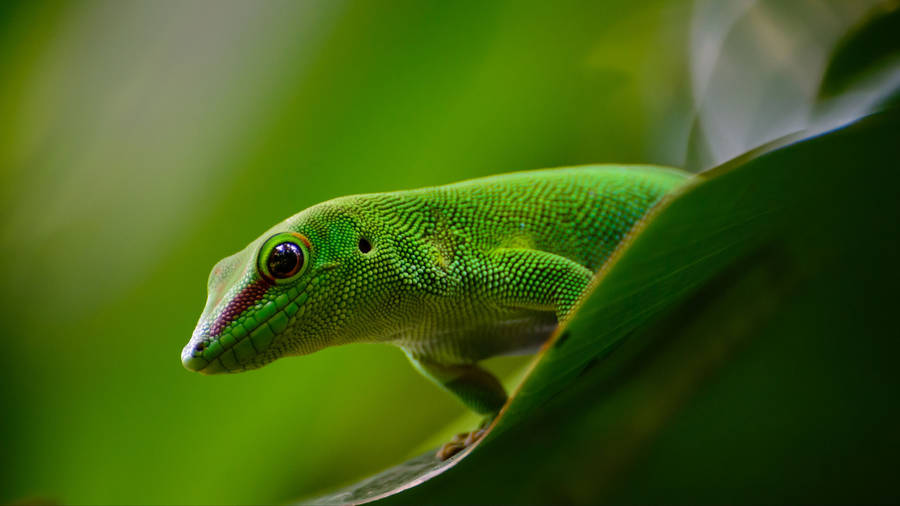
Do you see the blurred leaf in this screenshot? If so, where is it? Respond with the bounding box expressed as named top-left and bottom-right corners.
top-left (306, 109), bottom-right (900, 504)
top-left (818, 1), bottom-right (900, 101)
top-left (683, 0), bottom-right (886, 169)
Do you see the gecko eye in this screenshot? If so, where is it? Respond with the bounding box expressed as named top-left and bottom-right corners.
top-left (258, 232), bottom-right (311, 284)
top-left (268, 242), bottom-right (303, 278)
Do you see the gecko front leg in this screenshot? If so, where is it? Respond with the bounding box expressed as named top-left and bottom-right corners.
top-left (406, 353), bottom-right (508, 415)
top-left (406, 353), bottom-right (505, 459)
top-left (488, 247), bottom-right (594, 320)
top-left (410, 248), bottom-right (594, 459)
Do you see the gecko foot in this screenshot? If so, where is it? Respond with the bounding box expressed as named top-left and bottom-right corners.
top-left (436, 429), bottom-right (486, 460)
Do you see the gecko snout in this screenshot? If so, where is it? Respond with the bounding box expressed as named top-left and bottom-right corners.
top-left (181, 337), bottom-right (228, 374)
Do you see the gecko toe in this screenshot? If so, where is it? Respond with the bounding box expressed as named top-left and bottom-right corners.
top-left (436, 429), bottom-right (487, 460)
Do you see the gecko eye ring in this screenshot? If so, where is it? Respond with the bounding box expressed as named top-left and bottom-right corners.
top-left (258, 232), bottom-right (311, 284)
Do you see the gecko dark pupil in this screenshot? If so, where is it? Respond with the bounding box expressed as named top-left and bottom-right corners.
top-left (267, 242), bottom-right (303, 278)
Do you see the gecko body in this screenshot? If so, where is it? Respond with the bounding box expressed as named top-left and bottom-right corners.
top-left (182, 165), bottom-right (687, 418)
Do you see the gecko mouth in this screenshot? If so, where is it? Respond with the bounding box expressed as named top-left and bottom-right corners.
top-left (181, 285), bottom-right (310, 374)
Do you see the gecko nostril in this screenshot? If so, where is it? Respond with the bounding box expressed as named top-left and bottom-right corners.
top-left (194, 342), bottom-right (207, 354)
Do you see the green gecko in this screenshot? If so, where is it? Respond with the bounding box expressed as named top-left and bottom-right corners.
top-left (182, 165), bottom-right (688, 457)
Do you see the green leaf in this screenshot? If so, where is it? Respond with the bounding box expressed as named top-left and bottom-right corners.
top-left (305, 109), bottom-right (900, 504)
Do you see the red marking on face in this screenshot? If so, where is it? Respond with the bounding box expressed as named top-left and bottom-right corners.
top-left (209, 279), bottom-right (269, 337)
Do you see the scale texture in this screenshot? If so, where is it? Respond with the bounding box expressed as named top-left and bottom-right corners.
top-left (182, 165), bottom-right (688, 414)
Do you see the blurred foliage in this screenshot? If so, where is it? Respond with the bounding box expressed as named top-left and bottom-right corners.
top-left (819, 1), bottom-right (900, 101)
top-left (0, 0), bottom-right (896, 504)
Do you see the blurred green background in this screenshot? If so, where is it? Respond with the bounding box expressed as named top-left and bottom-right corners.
top-left (0, 1), bottom-right (893, 504)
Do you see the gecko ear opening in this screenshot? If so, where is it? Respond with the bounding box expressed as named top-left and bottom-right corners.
top-left (358, 237), bottom-right (372, 253)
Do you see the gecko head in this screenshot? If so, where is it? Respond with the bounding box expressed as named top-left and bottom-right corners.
top-left (182, 201), bottom-right (388, 375)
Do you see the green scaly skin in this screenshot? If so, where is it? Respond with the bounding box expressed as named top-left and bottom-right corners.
top-left (182, 165), bottom-right (688, 418)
